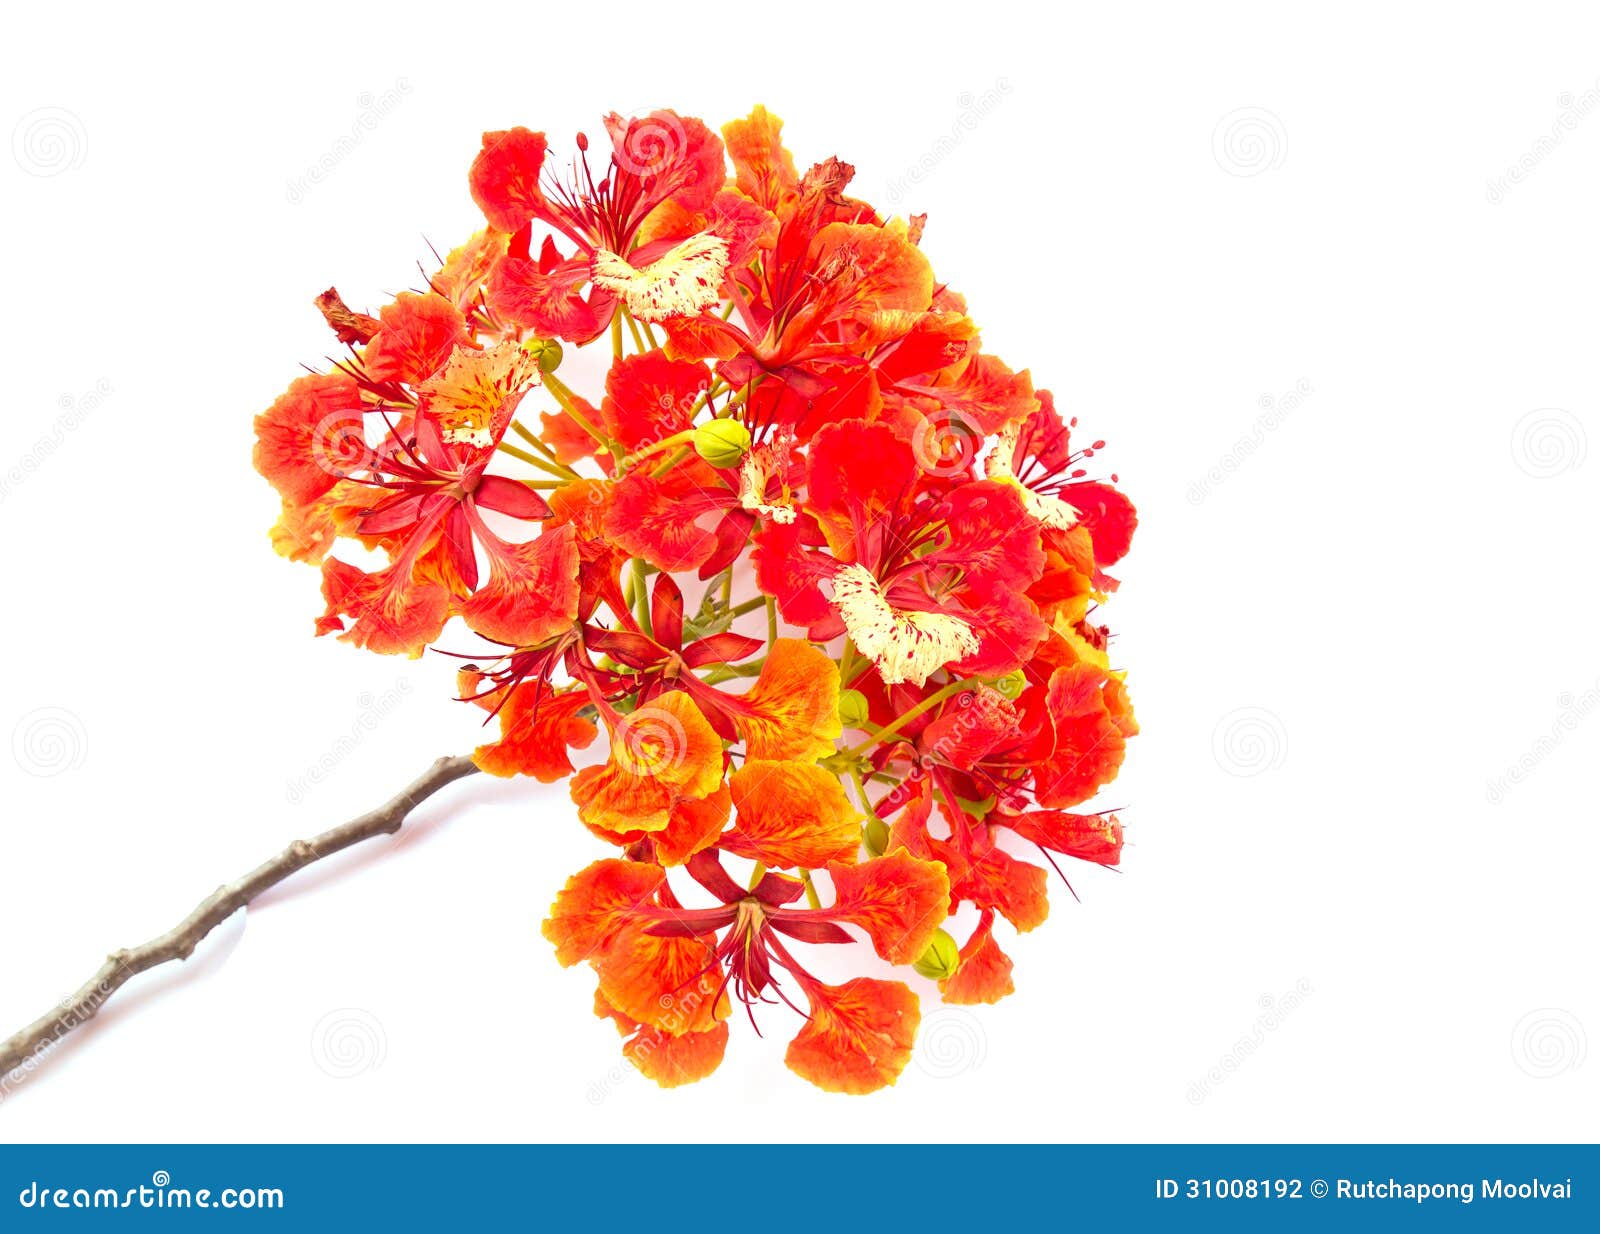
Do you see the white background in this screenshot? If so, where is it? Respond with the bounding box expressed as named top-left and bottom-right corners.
top-left (1, 0), bottom-right (1596, 1143)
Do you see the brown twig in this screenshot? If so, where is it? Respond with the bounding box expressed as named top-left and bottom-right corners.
top-left (0, 753), bottom-right (480, 1083)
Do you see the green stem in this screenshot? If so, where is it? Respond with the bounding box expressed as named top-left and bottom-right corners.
top-left (542, 373), bottom-right (614, 454)
top-left (844, 676), bottom-right (980, 757)
top-left (632, 559), bottom-right (652, 634)
top-left (624, 430), bottom-right (695, 469)
top-left (800, 869), bottom-right (821, 911)
top-left (747, 862), bottom-right (767, 891)
top-left (651, 444), bottom-right (693, 479)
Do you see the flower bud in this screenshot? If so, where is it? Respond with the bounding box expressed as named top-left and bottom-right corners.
top-left (912, 928), bottom-right (960, 981)
top-left (862, 816), bottom-right (889, 858)
top-left (837, 688), bottom-right (870, 729)
top-left (521, 337), bottom-right (564, 373)
top-left (994, 668), bottom-right (1027, 700)
top-left (693, 419), bottom-right (750, 468)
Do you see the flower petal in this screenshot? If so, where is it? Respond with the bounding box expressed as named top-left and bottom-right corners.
top-left (785, 978), bottom-right (920, 1094)
top-left (732, 639), bottom-right (841, 762)
top-left (725, 759), bottom-right (858, 869)
top-left (824, 852), bottom-right (949, 965)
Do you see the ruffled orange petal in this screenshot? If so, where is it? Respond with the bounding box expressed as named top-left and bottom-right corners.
top-left (808, 219), bottom-right (933, 317)
top-left (317, 556), bottom-right (450, 658)
top-left (571, 761), bottom-right (676, 834)
top-left (612, 691), bottom-right (725, 801)
top-left (940, 917), bottom-right (1016, 1006)
top-left (733, 639), bottom-right (841, 762)
top-left (651, 784), bottom-right (732, 866)
top-left (824, 852), bottom-right (949, 965)
top-left (725, 760), bottom-right (859, 869)
top-left (541, 859), bottom-right (666, 968)
top-left (594, 924), bottom-right (724, 1035)
top-left (580, 783), bottom-right (731, 867)
top-left (361, 291), bottom-right (469, 385)
top-left (594, 991), bottom-right (728, 1088)
top-left (963, 841), bottom-right (1049, 934)
top-left (465, 678), bottom-right (597, 782)
top-left (722, 105), bottom-right (799, 212)
top-left (460, 524), bottom-right (580, 647)
top-left (252, 372), bottom-right (364, 509)
top-left (785, 978), bottom-right (920, 1094)
top-left (468, 127), bottom-right (549, 233)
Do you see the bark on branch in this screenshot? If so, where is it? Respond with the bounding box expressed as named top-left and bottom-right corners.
top-left (0, 753), bottom-right (480, 1083)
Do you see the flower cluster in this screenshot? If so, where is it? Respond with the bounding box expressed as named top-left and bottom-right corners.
top-left (253, 106), bottom-right (1137, 1093)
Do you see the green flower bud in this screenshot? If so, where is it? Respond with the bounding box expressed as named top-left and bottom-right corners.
top-left (521, 337), bottom-right (564, 373)
top-left (837, 688), bottom-right (870, 729)
top-left (693, 419), bottom-right (751, 469)
top-left (994, 669), bottom-right (1027, 700)
top-left (862, 816), bottom-right (889, 858)
top-left (912, 928), bottom-right (961, 981)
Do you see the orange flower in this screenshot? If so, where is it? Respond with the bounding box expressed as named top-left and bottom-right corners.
top-left (257, 103), bottom-right (1140, 1094)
